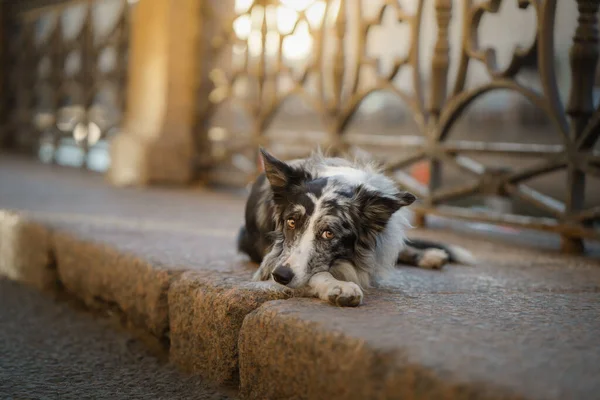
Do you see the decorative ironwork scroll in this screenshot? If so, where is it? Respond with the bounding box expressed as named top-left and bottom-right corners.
top-left (2, 0), bottom-right (130, 171)
top-left (198, 0), bottom-right (600, 250)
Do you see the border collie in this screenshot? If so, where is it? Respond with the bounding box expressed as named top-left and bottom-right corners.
top-left (238, 148), bottom-right (474, 307)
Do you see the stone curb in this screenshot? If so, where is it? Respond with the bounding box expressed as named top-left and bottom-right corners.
top-left (53, 230), bottom-right (180, 338)
top-left (2, 210), bottom-right (597, 400)
top-left (0, 211), bottom-right (57, 291)
top-left (238, 300), bottom-right (524, 400)
top-left (169, 271), bottom-right (290, 385)
top-left (0, 210), bottom-right (291, 391)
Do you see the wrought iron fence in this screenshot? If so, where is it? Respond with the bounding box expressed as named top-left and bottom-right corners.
top-left (198, 0), bottom-right (600, 251)
top-left (2, 0), bottom-right (130, 171)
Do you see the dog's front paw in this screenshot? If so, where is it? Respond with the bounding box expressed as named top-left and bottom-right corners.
top-left (325, 281), bottom-right (363, 307)
top-left (418, 249), bottom-right (449, 270)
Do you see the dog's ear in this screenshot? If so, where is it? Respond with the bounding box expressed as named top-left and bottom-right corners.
top-left (354, 185), bottom-right (415, 232)
top-left (260, 147), bottom-right (294, 188)
top-left (260, 147), bottom-right (309, 189)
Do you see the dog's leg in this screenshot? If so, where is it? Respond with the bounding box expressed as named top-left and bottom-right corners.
top-left (397, 245), bottom-right (449, 270)
top-left (238, 226), bottom-right (264, 264)
top-left (404, 238), bottom-right (475, 265)
top-left (251, 265), bottom-right (272, 282)
top-left (251, 245), bottom-right (280, 282)
top-left (303, 271), bottom-right (363, 307)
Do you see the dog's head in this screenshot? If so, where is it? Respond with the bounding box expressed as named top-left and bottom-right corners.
top-left (260, 148), bottom-right (415, 288)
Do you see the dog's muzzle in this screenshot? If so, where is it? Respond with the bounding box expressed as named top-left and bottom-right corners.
top-left (272, 265), bottom-right (294, 286)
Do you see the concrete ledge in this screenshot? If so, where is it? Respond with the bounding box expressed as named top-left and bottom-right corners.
top-left (169, 270), bottom-right (291, 385)
top-left (0, 205), bottom-right (295, 388)
top-left (239, 292), bottom-right (600, 400)
top-left (53, 229), bottom-right (180, 338)
top-left (238, 300), bottom-right (523, 400)
top-left (0, 211), bottom-right (56, 291)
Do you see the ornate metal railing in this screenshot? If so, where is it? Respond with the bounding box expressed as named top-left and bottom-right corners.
top-left (2, 0), bottom-right (130, 171)
top-left (199, 0), bottom-right (600, 251)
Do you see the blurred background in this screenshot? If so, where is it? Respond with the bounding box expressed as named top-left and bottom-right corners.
top-left (1, 0), bottom-right (598, 249)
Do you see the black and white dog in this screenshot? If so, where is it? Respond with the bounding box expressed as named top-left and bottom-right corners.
top-left (238, 148), bottom-right (474, 307)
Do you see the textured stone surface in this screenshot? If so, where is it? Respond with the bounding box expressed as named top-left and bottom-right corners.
top-left (0, 211), bottom-right (56, 291)
top-left (45, 216), bottom-right (290, 385)
top-left (22, 214), bottom-right (288, 386)
top-left (169, 269), bottom-right (291, 385)
top-left (48, 222), bottom-right (292, 385)
top-left (0, 278), bottom-right (235, 400)
top-left (0, 155), bottom-right (244, 231)
top-left (386, 229), bottom-right (600, 296)
top-left (0, 157), bottom-right (288, 384)
top-left (0, 156), bottom-right (246, 341)
top-left (240, 293), bottom-right (600, 400)
top-left (239, 238), bottom-right (600, 400)
top-left (52, 227), bottom-right (179, 338)
top-left (48, 218), bottom-right (256, 338)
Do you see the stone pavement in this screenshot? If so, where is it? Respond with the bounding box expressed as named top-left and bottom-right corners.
top-left (1, 154), bottom-right (600, 400)
top-left (0, 277), bottom-right (235, 400)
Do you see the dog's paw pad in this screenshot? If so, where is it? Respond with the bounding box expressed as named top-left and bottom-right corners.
top-left (327, 282), bottom-right (363, 307)
top-left (418, 249), bottom-right (449, 270)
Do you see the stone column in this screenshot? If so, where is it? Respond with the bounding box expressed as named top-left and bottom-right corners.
top-left (108, 0), bottom-right (200, 186)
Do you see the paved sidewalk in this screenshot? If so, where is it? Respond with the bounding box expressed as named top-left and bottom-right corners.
top-left (1, 155), bottom-right (600, 400)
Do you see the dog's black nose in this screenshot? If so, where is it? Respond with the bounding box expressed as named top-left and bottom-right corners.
top-left (272, 265), bottom-right (294, 285)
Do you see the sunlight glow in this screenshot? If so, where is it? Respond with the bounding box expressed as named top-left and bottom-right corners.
top-left (248, 31), bottom-right (263, 57)
top-left (233, 0), bottom-right (327, 61)
top-left (277, 6), bottom-right (298, 34)
top-left (208, 127), bottom-right (227, 141)
top-left (233, 15), bottom-right (252, 40)
top-left (280, 0), bottom-right (315, 11)
top-left (235, 0), bottom-right (254, 13)
top-left (282, 21), bottom-right (312, 60)
top-left (87, 122), bottom-right (102, 145)
top-left (73, 122), bottom-right (87, 142)
top-left (72, 121), bottom-right (101, 145)
top-left (306, 1), bottom-right (327, 28)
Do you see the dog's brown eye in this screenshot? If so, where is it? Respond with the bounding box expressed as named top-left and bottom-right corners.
top-left (321, 230), bottom-right (334, 240)
top-left (286, 219), bottom-right (296, 230)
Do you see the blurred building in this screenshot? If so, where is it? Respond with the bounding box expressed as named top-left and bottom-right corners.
top-left (1, 0), bottom-right (598, 249)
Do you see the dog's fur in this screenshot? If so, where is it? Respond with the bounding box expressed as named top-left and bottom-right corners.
top-left (238, 148), bottom-right (474, 307)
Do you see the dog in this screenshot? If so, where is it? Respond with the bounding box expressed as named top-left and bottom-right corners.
top-left (238, 148), bottom-right (475, 307)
